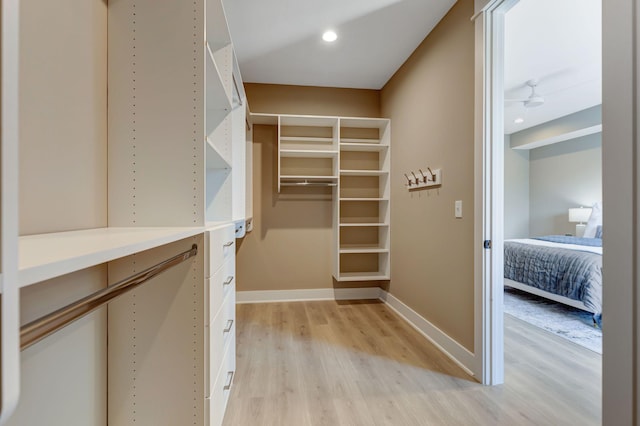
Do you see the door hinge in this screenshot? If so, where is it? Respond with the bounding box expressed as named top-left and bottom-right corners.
top-left (483, 240), bottom-right (492, 249)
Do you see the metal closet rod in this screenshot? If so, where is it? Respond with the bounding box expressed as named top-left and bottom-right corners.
top-left (20, 244), bottom-right (198, 351)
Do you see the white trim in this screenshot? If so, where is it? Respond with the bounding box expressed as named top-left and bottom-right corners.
top-left (1, 0), bottom-right (22, 422)
top-left (379, 290), bottom-right (475, 377)
top-left (474, 0), bottom-right (519, 386)
top-left (236, 287), bottom-right (382, 304)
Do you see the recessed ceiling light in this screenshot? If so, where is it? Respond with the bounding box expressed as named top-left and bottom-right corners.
top-left (322, 30), bottom-right (338, 42)
top-left (514, 117), bottom-right (524, 124)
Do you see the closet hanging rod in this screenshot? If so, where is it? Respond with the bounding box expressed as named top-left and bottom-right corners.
top-left (20, 244), bottom-right (198, 351)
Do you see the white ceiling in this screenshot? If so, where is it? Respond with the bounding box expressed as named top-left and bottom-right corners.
top-left (222, 0), bottom-right (601, 131)
top-left (504, 0), bottom-right (602, 134)
top-left (222, 0), bottom-right (456, 90)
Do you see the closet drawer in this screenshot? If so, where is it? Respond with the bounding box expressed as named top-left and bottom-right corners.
top-left (207, 336), bottom-right (236, 426)
top-left (208, 256), bottom-right (235, 324)
top-left (207, 289), bottom-right (236, 397)
top-left (206, 224), bottom-right (235, 278)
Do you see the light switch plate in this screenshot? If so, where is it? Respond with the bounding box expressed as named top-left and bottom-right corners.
top-left (455, 200), bottom-right (462, 218)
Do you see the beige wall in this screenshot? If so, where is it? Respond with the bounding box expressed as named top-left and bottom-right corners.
top-left (237, 84), bottom-right (381, 291)
top-left (244, 83), bottom-right (381, 117)
top-left (380, 1), bottom-right (476, 350)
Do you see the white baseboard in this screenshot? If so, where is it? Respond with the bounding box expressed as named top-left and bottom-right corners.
top-left (236, 287), bottom-right (382, 304)
top-left (235, 287), bottom-right (475, 377)
top-left (378, 290), bottom-right (476, 377)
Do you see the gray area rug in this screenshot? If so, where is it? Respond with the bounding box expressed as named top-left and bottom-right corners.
top-left (504, 287), bottom-right (602, 354)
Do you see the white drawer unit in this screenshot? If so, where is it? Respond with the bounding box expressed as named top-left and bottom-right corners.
top-left (207, 334), bottom-right (236, 426)
top-left (206, 224), bottom-right (236, 278)
top-left (207, 289), bottom-right (236, 397)
top-left (208, 256), bottom-right (236, 324)
top-left (205, 223), bottom-right (237, 426)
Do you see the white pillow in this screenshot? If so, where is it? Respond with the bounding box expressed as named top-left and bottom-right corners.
top-left (583, 201), bottom-right (602, 238)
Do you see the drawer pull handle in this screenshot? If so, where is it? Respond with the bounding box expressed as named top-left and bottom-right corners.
top-left (223, 241), bottom-right (234, 247)
top-left (223, 371), bottom-right (234, 390)
top-left (223, 276), bottom-right (234, 286)
top-left (223, 319), bottom-right (234, 333)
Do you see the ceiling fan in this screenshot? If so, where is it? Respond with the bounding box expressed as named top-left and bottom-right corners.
top-left (505, 79), bottom-right (545, 108)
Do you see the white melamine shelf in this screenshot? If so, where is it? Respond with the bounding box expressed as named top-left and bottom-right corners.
top-left (280, 175), bottom-right (338, 181)
top-left (280, 149), bottom-right (338, 158)
top-left (339, 247), bottom-right (389, 254)
top-left (340, 143), bottom-right (388, 152)
top-left (340, 138), bottom-right (381, 144)
top-left (339, 223), bottom-right (388, 227)
top-left (205, 42), bottom-right (232, 114)
top-left (19, 227), bottom-right (204, 288)
top-left (206, 137), bottom-right (232, 169)
top-left (280, 136), bottom-right (333, 143)
top-left (340, 170), bottom-right (388, 176)
top-left (337, 272), bottom-right (390, 281)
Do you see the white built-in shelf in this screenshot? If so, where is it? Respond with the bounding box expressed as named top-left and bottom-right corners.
top-left (339, 223), bottom-right (388, 227)
top-left (280, 136), bottom-right (333, 143)
top-left (340, 138), bottom-right (381, 144)
top-left (280, 175), bottom-right (338, 181)
top-left (340, 198), bottom-right (388, 201)
top-left (340, 143), bottom-right (388, 152)
top-left (205, 42), bottom-right (232, 116)
top-left (340, 170), bottom-right (387, 176)
top-left (280, 149), bottom-right (338, 158)
top-left (19, 227), bottom-right (204, 288)
top-left (206, 137), bottom-right (232, 169)
top-left (340, 247), bottom-right (389, 254)
top-left (337, 271), bottom-right (390, 282)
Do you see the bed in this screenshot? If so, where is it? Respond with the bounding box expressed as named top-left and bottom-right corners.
top-left (504, 235), bottom-right (603, 326)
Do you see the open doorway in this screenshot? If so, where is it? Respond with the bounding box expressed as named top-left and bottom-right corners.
top-left (475, 0), bottom-right (602, 393)
top-left (502, 0), bottom-right (603, 356)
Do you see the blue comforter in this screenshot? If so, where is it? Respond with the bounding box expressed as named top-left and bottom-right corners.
top-left (504, 239), bottom-right (603, 315)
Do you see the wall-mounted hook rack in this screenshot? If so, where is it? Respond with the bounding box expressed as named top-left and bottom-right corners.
top-left (404, 167), bottom-right (442, 190)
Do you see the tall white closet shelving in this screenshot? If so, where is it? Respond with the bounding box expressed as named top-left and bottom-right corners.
top-left (253, 113), bottom-right (391, 281)
top-left (1, 0), bottom-right (249, 424)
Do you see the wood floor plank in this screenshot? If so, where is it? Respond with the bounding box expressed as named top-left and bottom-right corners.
top-left (224, 301), bottom-right (601, 425)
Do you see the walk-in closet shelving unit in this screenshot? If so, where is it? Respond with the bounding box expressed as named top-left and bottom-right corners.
top-left (277, 115), bottom-right (340, 191)
top-left (251, 113), bottom-right (390, 282)
top-left (2, 0), bottom-right (247, 424)
top-left (337, 118), bottom-right (391, 281)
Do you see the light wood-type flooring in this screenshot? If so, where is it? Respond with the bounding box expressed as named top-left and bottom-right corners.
top-left (223, 300), bottom-right (601, 426)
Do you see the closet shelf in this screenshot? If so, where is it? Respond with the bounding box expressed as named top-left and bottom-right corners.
top-left (206, 137), bottom-right (232, 169)
top-left (340, 170), bottom-right (388, 176)
top-left (280, 136), bottom-right (333, 143)
top-left (339, 143), bottom-right (388, 152)
top-left (340, 138), bottom-right (381, 144)
top-left (280, 175), bottom-right (338, 181)
top-left (280, 149), bottom-right (338, 158)
top-left (19, 227), bottom-right (204, 288)
top-left (339, 247), bottom-right (389, 254)
top-left (337, 272), bottom-right (390, 281)
top-left (340, 198), bottom-right (388, 201)
top-left (205, 42), bottom-right (232, 115)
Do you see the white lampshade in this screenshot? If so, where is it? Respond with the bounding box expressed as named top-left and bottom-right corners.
top-left (568, 207), bottom-right (592, 223)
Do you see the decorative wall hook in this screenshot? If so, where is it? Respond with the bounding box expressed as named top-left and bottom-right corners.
top-left (404, 167), bottom-right (442, 190)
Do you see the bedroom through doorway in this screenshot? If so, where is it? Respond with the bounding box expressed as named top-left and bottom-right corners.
top-left (501, 0), bottom-right (603, 363)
